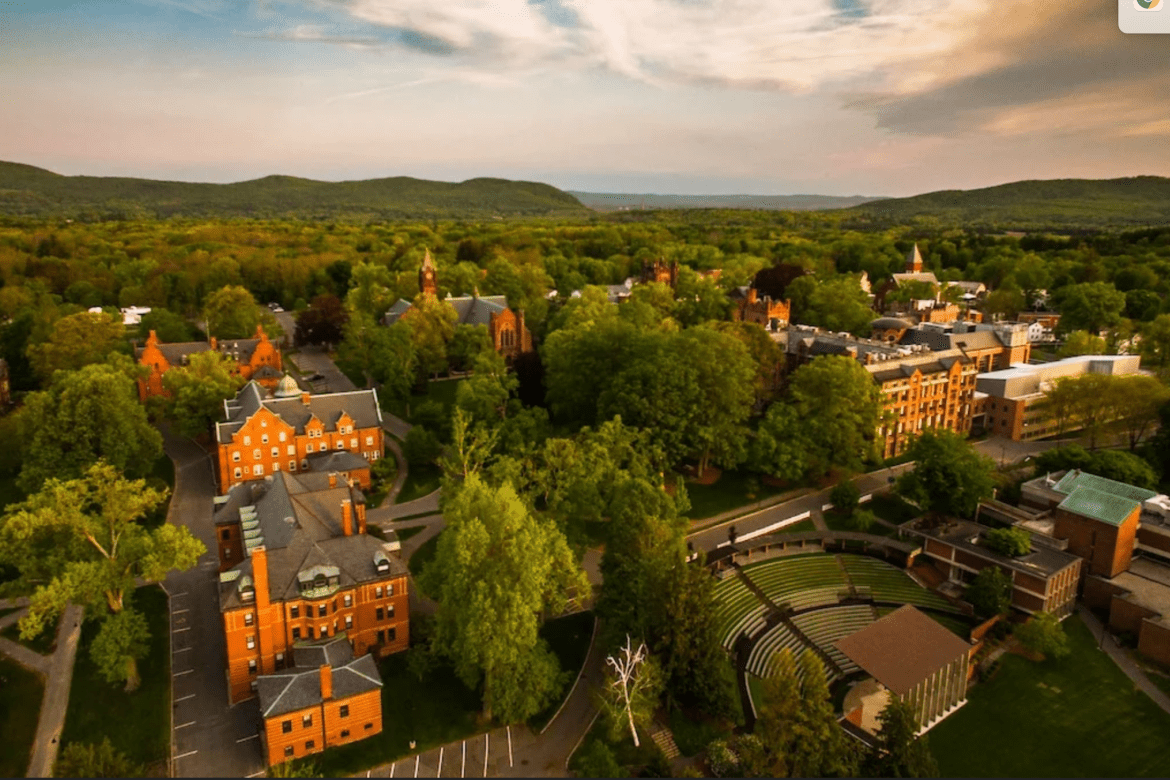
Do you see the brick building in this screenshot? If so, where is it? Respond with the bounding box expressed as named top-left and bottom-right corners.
top-left (837, 605), bottom-right (972, 734)
top-left (215, 381), bottom-right (384, 494)
top-left (775, 326), bottom-right (979, 459)
top-left (257, 637), bottom-right (384, 766)
top-left (901, 321), bottom-right (1032, 373)
top-left (976, 354), bottom-right (1141, 441)
top-left (868, 350), bottom-right (979, 459)
top-left (1082, 558), bottom-right (1170, 667)
top-left (641, 257), bottom-right (679, 287)
top-left (383, 251), bottom-right (534, 361)
top-left (729, 287), bottom-right (791, 330)
top-left (903, 516), bottom-right (1082, 616)
top-left (215, 469), bottom-right (408, 729)
top-left (136, 325), bottom-right (284, 402)
top-left (1020, 469), bottom-right (1156, 578)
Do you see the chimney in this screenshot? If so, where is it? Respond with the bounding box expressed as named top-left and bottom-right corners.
top-left (328, 472), bottom-right (337, 489)
top-left (255, 324), bottom-right (266, 340)
top-left (301, 391), bottom-right (311, 406)
top-left (341, 500), bottom-right (353, 536)
top-left (252, 545), bottom-right (270, 610)
top-left (747, 289), bottom-right (758, 304)
top-left (356, 502), bottom-right (367, 535)
top-left (209, 336), bottom-right (217, 350)
top-left (146, 330), bottom-right (159, 347)
top-left (320, 664), bottom-right (332, 701)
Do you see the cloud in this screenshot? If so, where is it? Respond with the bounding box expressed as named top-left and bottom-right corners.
top-left (849, 0), bottom-right (1170, 139)
top-left (236, 24), bottom-right (383, 47)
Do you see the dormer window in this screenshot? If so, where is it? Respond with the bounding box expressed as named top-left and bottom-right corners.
top-left (374, 552), bottom-right (390, 574)
top-left (239, 575), bottom-right (255, 602)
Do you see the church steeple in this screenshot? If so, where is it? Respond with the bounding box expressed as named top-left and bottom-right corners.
top-left (419, 248), bottom-right (438, 299)
top-left (907, 244), bottom-right (924, 273)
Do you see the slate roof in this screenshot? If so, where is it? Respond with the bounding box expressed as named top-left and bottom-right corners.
top-left (834, 605), bottom-right (971, 696)
top-left (256, 637), bottom-right (383, 719)
top-left (892, 272), bottom-right (940, 286)
top-left (382, 294), bottom-right (510, 327)
top-left (306, 451), bottom-right (371, 473)
top-left (216, 382), bottom-right (382, 444)
top-left (872, 317), bottom-right (914, 330)
top-left (216, 471), bottom-right (406, 611)
top-left (868, 354), bottom-right (969, 383)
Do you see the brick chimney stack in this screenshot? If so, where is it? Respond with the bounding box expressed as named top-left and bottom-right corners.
top-left (356, 502), bottom-right (367, 535)
top-left (320, 664), bottom-right (332, 700)
top-left (341, 500), bottom-right (353, 536)
top-left (328, 472), bottom-right (337, 489)
top-left (747, 288), bottom-right (758, 304)
top-left (252, 545), bottom-right (270, 610)
top-left (209, 336), bottom-right (217, 350)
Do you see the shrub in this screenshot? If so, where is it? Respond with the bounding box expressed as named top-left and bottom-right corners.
top-left (576, 740), bottom-right (625, 779)
top-left (984, 527), bottom-right (1031, 557)
top-left (706, 739), bottom-right (740, 778)
top-left (849, 508), bottom-right (876, 533)
top-left (831, 479), bottom-right (861, 516)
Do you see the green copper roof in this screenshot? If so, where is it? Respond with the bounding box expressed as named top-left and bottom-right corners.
top-left (1058, 486), bottom-right (1141, 527)
top-left (1053, 470), bottom-right (1157, 504)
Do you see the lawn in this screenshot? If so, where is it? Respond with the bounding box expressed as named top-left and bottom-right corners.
top-left (929, 615), bottom-right (1170, 777)
top-left (684, 470), bottom-right (787, 520)
top-left (867, 493), bottom-right (920, 526)
top-left (780, 518), bottom-right (817, 534)
top-left (383, 378), bottom-right (466, 424)
top-left (530, 610), bottom-right (595, 732)
top-left (822, 510), bottom-right (901, 539)
top-left (396, 465), bottom-right (442, 505)
top-left (2, 617), bottom-right (57, 655)
top-left (60, 585), bottom-right (171, 773)
top-left (408, 531), bottom-right (442, 579)
top-left (394, 525), bottom-right (427, 543)
top-left (0, 654), bottom-right (43, 777)
top-left (315, 651), bottom-right (483, 777)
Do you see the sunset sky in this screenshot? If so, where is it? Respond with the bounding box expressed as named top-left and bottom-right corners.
top-left (3, 0), bottom-right (1167, 196)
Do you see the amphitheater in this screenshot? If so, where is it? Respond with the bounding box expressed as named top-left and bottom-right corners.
top-left (713, 551), bottom-right (973, 715)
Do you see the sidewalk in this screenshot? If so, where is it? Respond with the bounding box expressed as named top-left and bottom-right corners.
top-left (1077, 606), bottom-right (1170, 715)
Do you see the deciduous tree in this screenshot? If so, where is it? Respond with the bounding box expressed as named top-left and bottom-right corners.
top-left (422, 475), bottom-right (588, 722)
top-left (1015, 611), bottom-right (1071, 660)
top-left (162, 350), bottom-right (244, 438)
top-left (896, 429), bottom-right (995, 519)
top-left (966, 566), bottom-right (1012, 619)
top-left (18, 362), bottom-right (163, 492)
top-left (29, 311), bottom-right (127, 381)
top-left (294, 294), bottom-right (347, 346)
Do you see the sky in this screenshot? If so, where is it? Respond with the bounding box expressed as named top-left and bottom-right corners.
top-left (2, 0), bottom-right (1168, 197)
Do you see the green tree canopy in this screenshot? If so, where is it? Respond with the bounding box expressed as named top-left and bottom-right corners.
top-left (984, 527), bottom-right (1032, 557)
top-left (55, 738), bottom-right (144, 778)
top-left (422, 475), bottom-right (588, 722)
top-left (1015, 612), bottom-right (1071, 661)
top-left (18, 362), bottom-right (163, 492)
top-left (294, 294), bottom-right (347, 346)
top-left (161, 350), bottom-right (244, 438)
top-left (965, 566), bottom-right (1012, 619)
top-left (0, 462), bottom-right (204, 687)
top-left (1056, 330), bottom-right (1107, 358)
top-left (137, 308), bottom-right (196, 343)
top-left (896, 429), bottom-right (995, 518)
top-left (29, 311), bottom-right (127, 381)
top-left (406, 296), bottom-right (457, 378)
top-left (1052, 282), bottom-right (1126, 335)
top-left (203, 285), bottom-right (283, 340)
top-left (863, 698), bottom-right (940, 778)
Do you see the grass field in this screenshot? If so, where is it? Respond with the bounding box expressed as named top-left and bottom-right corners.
top-left (408, 532), bottom-right (442, 580)
top-left (930, 616), bottom-right (1170, 777)
top-left (60, 585), bottom-right (171, 772)
top-left (396, 465), bottom-right (442, 505)
top-left (684, 470), bottom-right (788, 520)
top-left (0, 654), bottom-right (43, 777)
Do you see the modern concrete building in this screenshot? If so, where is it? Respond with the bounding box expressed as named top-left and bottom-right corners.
top-left (836, 605), bottom-right (972, 733)
top-left (976, 354), bottom-right (1142, 441)
top-left (903, 516), bottom-right (1082, 617)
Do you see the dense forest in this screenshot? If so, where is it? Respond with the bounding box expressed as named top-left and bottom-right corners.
top-left (0, 161), bottom-right (587, 220)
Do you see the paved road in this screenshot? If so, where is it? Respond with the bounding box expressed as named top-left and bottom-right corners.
top-left (162, 430), bottom-right (265, 779)
top-left (371, 490), bottom-right (442, 521)
top-left (686, 463), bottom-right (917, 553)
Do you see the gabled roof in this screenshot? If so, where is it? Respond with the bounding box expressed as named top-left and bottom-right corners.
top-left (256, 638), bottom-right (382, 719)
top-left (216, 382), bottom-right (382, 444)
top-left (892, 272), bottom-right (939, 286)
top-left (307, 451), bottom-right (372, 473)
top-left (382, 299), bottom-right (414, 326)
top-left (447, 295), bottom-right (508, 326)
top-left (1052, 469), bottom-right (1158, 503)
top-left (1058, 486), bottom-right (1141, 527)
top-left (834, 605), bottom-right (971, 696)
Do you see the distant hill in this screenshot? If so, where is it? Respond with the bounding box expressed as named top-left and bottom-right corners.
top-left (569, 191), bottom-right (884, 211)
top-left (848, 177), bottom-right (1170, 229)
top-left (0, 161), bottom-right (588, 220)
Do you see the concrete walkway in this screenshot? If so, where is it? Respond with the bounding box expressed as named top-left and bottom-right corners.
top-left (1077, 606), bottom-right (1170, 715)
top-left (371, 489), bottom-right (442, 521)
top-left (0, 600), bottom-right (85, 778)
top-left (382, 436), bottom-right (409, 505)
top-left (26, 603), bottom-right (83, 778)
